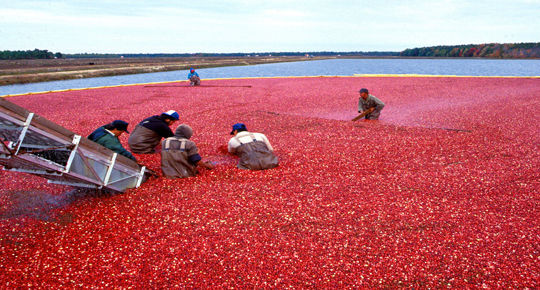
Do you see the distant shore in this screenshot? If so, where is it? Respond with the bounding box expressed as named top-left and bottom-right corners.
top-left (0, 56), bottom-right (337, 86)
top-left (2, 55), bottom-right (538, 86)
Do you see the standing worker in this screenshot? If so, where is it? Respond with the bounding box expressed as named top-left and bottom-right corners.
top-left (88, 120), bottom-right (136, 161)
top-left (187, 68), bottom-right (201, 86)
top-left (228, 123), bottom-right (278, 170)
top-left (161, 124), bottom-right (214, 178)
top-left (128, 110), bottom-right (179, 154)
top-left (358, 88), bottom-right (385, 120)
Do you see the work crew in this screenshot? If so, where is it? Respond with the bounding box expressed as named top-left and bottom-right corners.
top-left (161, 124), bottom-right (214, 178)
top-left (358, 88), bottom-right (385, 120)
top-left (187, 68), bottom-right (201, 86)
top-left (128, 110), bottom-right (179, 154)
top-left (88, 120), bottom-right (136, 161)
top-left (228, 123), bottom-right (278, 170)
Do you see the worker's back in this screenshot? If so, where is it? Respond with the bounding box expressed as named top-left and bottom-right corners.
top-left (230, 132), bottom-right (278, 170)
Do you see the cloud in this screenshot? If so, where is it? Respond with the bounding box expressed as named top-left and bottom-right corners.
top-left (0, 8), bottom-right (152, 28)
top-left (1, 0), bottom-right (539, 53)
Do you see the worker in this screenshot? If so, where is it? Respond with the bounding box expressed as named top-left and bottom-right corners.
top-left (88, 120), bottom-right (136, 161)
top-left (187, 68), bottom-right (201, 86)
top-left (161, 124), bottom-right (214, 178)
top-left (128, 110), bottom-right (179, 154)
top-left (358, 88), bottom-right (385, 120)
top-left (228, 123), bottom-right (278, 170)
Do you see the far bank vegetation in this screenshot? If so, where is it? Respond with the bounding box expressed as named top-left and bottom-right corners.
top-left (1, 42), bottom-right (539, 60)
top-left (400, 42), bottom-right (540, 58)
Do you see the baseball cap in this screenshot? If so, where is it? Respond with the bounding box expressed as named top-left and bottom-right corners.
top-left (163, 110), bottom-right (180, 120)
top-left (230, 123), bottom-right (247, 135)
top-left (112, 120), bottom-right (129, 133)
top-left (359, 88), bottom-right (369, 94)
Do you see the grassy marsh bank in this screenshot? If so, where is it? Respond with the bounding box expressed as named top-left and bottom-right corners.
top-left (0, 55), bottom-right (333, 85)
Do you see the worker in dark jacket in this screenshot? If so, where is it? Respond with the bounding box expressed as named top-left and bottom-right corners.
top-left (161, 124), bottom-right (214, 178)
top-left (128, 110), bottom-right (179, 154)
top-left (228, 123), bottom-right (278, 170)
top-left (358, 88), bottom-right (385, 120)
top-left (88, 120), bottom-right (136, 161)
top-left (187, 68), bottom-right (201, 86)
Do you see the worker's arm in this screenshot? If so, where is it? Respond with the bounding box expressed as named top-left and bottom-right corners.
top-left (109, 141), bottom-right (137, 161)
top-left (357, 107), bottom-right (375, 114)
top-left (187, 144), bottom-right (214, 170)
top-left (97, 135), bottom-right (137, 161)
top-left (352, 107), bottom-right (375, 121)
top-left (198, 160), bottom-right (214, 169)
top-left (155, 124), bottom-right (174, 138)
top-left (365, 107), bottom-right (376, 114)
top-left (228, 138), bottom-right (239, 154)
top-left (119, 149), bottom-right (137, 162)
top-left (373, 96), bottom-right (385, 110)
top-left (108, 140), bottom-right (136, 161)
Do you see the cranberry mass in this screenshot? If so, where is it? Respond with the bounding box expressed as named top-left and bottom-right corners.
top-left (1, 77), bottom-right (538, 288)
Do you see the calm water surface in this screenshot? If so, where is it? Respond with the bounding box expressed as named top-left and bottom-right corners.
top-left (1, 58), bottom-right (539, 96)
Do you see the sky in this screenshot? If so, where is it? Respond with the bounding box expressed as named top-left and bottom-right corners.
top-left (1, 0), bottom-right (539, 54)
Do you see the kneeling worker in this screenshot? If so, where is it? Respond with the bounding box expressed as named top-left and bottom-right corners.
top-left (161, 124), bottom-right (214, 178)
top-left (228, 123), bottom-right (278, 170)
top-left (358, 88), bottom-right (385, 120)
top-left (187, 68), bottom-right (201, 86)
top-left (88, 120), bottom-right (136, 161)
top-left (128, 110), bottom-right (179, 154)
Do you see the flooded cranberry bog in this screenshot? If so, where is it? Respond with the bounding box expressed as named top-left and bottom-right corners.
top-left (1, 76), bottom-right (538, 287)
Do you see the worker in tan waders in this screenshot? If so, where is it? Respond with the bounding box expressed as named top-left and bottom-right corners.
top-left (161, 124), bottom-right (214, 178)
top-left (128, 110), bottom-right (179, 154)
top-left (228, 123), bottom-right (278, 170)
top-left (358, 88), bottom-right (385, 120)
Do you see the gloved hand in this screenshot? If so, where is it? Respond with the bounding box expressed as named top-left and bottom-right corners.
top-left (201, 160), bottom-right (215, 170)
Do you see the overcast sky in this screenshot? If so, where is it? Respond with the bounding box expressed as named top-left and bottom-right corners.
top-left (1, 0), bottom-right (539, 53)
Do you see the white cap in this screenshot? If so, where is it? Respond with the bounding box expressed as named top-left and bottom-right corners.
top-left (163, 110), bottom-right (179, 120)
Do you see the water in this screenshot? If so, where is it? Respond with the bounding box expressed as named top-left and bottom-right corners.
top-left (1, 58), bottom-right (539, 96)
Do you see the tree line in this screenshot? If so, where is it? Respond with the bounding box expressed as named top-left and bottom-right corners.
top-left (400, 42), bottom-right (540, 58)
top-left (2, 43), bottom-right (539, 59)
top-left (0, 49), bottom-right (63, 60)
top-left (64, 51), bottom-right (399, 58)
top-left (0, 50), bottom-right (398, 60)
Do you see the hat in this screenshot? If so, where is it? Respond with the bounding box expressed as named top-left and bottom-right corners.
top-left (163, 110), bottom-right (180, 120)
top-left (190, 68), bottom-right (195, 73)
top-left (230, 123), bottom-right (247, 135)
top-left (175, 124), bottom-right (193, 139)
top-left (359, 88), bottom-right (369, 94)
top-left (112, 120), bottom-right (129, 133)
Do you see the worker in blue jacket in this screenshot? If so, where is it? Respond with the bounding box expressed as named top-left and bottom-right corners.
top-left (187, 68), bottom-right (201, 86)
top-left (88, 120), bottom-right (136, 161)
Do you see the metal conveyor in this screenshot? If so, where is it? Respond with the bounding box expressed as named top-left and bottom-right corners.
top-left (0, 98), bottom-right (153, 192)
